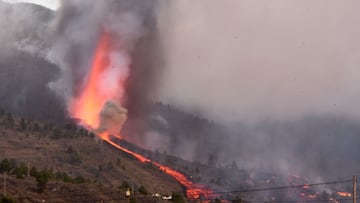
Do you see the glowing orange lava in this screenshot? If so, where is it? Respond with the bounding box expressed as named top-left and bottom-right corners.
top-left (70, 32), bottom-right (127, 128)
top-left (337, 191), bottom-right (352, 197)
top-left (100, 133), bottom-right (214, 199)
top-left (70, 32), bottom-right (216, 201)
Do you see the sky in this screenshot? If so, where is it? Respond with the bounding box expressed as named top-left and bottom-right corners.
top-left (2, 0), bottom-right (59, 10)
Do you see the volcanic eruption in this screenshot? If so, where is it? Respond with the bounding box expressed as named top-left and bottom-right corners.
top-left (69, 28), bottom-right (214, 200)
top-left (2, 0), bottom-right (358, 202)
top-left (50, 0), bottom-right (215, 200)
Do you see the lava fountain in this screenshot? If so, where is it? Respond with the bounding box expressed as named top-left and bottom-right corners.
top-left (69, 31), bottom-right (214, 200)
top-left (70, 31), bottom-right (129, 128)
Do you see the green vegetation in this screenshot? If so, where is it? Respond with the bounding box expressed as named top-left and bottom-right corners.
top-left (35, 170), bottom-right (50, 193)
top-left (129, 197), bottom-right (137, 203)
top-left (120, 181), bottom-right (131, 190)
top-left (0, 111), bottom-right (185, 201)
top-left (0, 196), bottom-right (15, 203)
top-left (138, 185), bottom-right (148, 195)
top-left (12, 162), bottom-right (28, 179)
top-left (170, 192), bottom-right (185, 203)
top-left (0, 157), bottom-right (88, 193)
top-left (54, 171), bottom-right (86, 184)
top-left (0, 111), bottom-right (93, 140)
top-left (55, 172), bottom-right (72, 183)
top-left (74, 176), bottom-right (86, 184)
top-left (0, 159), bottom-right (16, 173)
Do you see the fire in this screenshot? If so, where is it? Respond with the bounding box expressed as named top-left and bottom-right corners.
top-left (337, 191), bottom-right (352, 197)
top-left (302, 184), bottom-right (310, 189)
top-left (70, 31), bottom-right (128, 128)
top-left (70, 31), bottom-right (215, 200)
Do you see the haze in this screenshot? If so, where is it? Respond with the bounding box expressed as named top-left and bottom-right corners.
top-left (157, 0), bottom-right (360, 123)
top-left (2, 0), bottom-right (59, 10)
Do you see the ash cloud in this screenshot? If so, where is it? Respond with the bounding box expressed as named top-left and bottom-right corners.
top-left (50, 0), bottom-right (163, 122)
top-left (157, 0), bottom-right (360, 123)
top-left (0, 1), bottom-right (65, 120)
top-left (147, 0), bottom-right (360, 180)
top-left (97, 100), bottom-right (128, 136)
top-left (0, 1), bottom-right (54, 57)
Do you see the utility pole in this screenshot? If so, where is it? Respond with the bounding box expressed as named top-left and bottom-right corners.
top-left (354, 174), bottom-right (357, 203)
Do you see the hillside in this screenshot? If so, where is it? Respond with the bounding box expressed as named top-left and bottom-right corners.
top-left (0, 1), bottom-right (65, 122)
top-left (0, 111), bottom-right (184, 202)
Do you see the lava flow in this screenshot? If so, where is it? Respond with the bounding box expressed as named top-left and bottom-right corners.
top-left (100, 132), bottom-right (213, 199)
top-left (70, 31), bottom-right (215, 200)
top-left (337, 191), bottom-right (352, 197)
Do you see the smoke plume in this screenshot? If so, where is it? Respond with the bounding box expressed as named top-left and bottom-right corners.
top-left (0, 1), bottom-right (65, 121)
top-left (157, 0), bottom-right (360, 123)
top-left (97, 100), bottom-right (128, 136)
top-left (49, 0), bottom-right (162, 125)
top-left (147, 0), bottom-right (360, 180)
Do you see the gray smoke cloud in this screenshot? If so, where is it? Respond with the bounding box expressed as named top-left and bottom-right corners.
top-left (0, 1), bottom-right (53, 57)
top-left (145, 0), bottom-right (360, 180)
top-left (0, 1), bottom-right (65, 121)
top-left (157, 0), bottom-right (360, 123)
top-left (97, 100), bottom-right (128, 136)
top-left (49, 0), bottom-right (161, 117)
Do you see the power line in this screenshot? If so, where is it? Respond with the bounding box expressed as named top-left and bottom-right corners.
top-left (236, 196), bottom-right (360, 203)
top-left (203, 179), bottom-right (353, 196)
top-left (234, 198), bottom-right (353, 203)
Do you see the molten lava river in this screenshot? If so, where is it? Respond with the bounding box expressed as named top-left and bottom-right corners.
top-left (70, 32), bottom-right (214, 200)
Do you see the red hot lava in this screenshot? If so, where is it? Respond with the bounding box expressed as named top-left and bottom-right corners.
top-left (70, 31), bottom-right (215, 200)
top-left (100, 133), bottom-right (213, 199)
top-left (337, 191), bottom-right (352, 197)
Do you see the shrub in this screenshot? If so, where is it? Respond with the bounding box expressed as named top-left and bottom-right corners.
top-left (170, 192), bottom-right (185, 203)
top-left (0, 196), bottom-right (15, 203)
top-left (30, 166), bottom-right (39, 177)
top-left (138, 185), bottom-right (148, 195)
top-left (75, 176), bottom-right (86, 184)
top-left (13, 162), bottom-right (27, 179)
top-left (0, 159), bottom-right (10, 173)
top-left (55, 172), bottom-right (73, 183)
top-left (36, 170), bottom-right (50, 193)
top-left (129, 197), bottom-right (136, 203)
top-left (120, 181), bottom-right (130, 190)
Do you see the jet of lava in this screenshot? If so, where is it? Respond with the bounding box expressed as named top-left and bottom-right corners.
top-left (70, 31), bottom-right (128, 128)
top-left (70, 31), bottom-right (216, 201)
